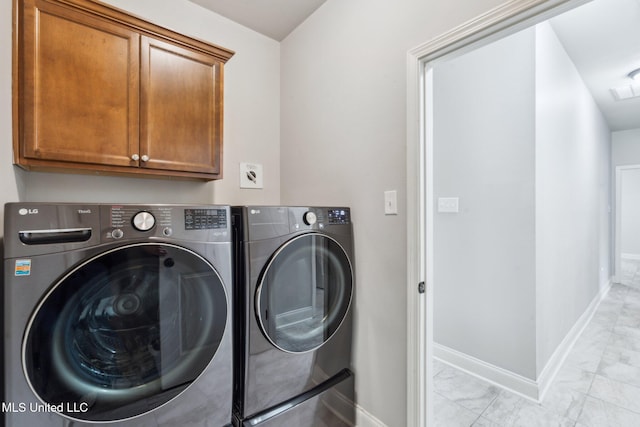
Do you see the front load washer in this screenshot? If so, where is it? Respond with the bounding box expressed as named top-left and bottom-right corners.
top-left (3, 203), bottom-right (233, 426)
top-left (231, 206), bottom-right (355, 427)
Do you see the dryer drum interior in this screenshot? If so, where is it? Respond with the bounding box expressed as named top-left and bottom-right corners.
top-left (255, 233), bottom-right (353, 354)
top-left (22, 242), bottom-right (228, 422)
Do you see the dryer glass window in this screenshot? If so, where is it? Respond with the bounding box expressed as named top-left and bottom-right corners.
top-left (256, 234), bottom-right (353, 353)
top-left (23, 243), bottom-right (228, 422)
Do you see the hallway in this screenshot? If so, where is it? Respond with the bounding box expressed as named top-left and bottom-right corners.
top-left (434, 280), bottom-right (640, 426)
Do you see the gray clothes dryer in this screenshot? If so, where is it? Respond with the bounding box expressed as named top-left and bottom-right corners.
top-left (3, 203), bottom-right (233, 426)
top-left (232, 206), bottom-right (355, 427)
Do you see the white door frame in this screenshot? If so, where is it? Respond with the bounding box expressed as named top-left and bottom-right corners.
top-left (614, 164), bottom-right (640, 284)
top-left (405, 0), bottom-right (591, 425)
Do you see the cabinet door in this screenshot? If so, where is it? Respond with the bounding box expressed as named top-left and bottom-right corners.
top-left (20, 0), bottom-right (140, 167)
top-left (140, 36), bottom-right (223, 176)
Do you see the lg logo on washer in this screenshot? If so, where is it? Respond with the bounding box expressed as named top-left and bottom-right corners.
top-left (18, 208), bottom-right (38, 215)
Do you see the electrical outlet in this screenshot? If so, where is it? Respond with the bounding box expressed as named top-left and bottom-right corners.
top-left (437, 197), bottom-right (459, 213)
top-left (240, 162), bottom-right (263, 189)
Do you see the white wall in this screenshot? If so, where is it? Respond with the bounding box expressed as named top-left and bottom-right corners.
top-left (432, 28), bottom-right (538, 379)
top-left (1, 0), bottom-right (281, 234)
top-left (535, 21), bottom-right (612, 374)
top-left (280, 0), bottom-right (508, 424)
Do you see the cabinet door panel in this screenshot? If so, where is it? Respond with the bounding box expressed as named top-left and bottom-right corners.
top-left (140, 36), bottom-right (222, 175)
top-left (22, 0), bottom-right (139, 167)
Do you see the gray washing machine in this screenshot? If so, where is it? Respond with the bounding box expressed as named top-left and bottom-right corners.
top-left (231, 206), bottom-right (355, 427)
top-left (3, 203), bottom-right (233, 426)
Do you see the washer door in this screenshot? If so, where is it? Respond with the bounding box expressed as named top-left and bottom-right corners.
top-left (23, 243), bottom-right (228, 422)
top-left (256, 233), bottom-right (353, 353)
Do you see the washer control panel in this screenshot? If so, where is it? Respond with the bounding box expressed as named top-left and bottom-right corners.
top-left (102, 205), bottom-right (229, 241)
top-left (184, 208), bottom-right (228, 230)
top-left (108, 206), bottom-right (170, 237)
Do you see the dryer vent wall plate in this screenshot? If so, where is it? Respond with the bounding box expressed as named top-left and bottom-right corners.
top-left (240, 162), bottom-right (264, 189)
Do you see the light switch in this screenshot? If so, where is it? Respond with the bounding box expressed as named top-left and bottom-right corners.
top-left (384, 190), bottom-right (398, 215)
top-left (437, 197), bottom-right (459, 213)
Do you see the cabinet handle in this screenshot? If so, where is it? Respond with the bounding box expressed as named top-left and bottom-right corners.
top-left (131, 154), bottom-right (140, 161)
top-left (141, 155), bottom-right (150, 162)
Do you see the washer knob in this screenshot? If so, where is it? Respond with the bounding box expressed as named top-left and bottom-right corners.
top-left (132, 211), bottom-right (156, 231)
top-left (303, 211), bottom-right (317, 226)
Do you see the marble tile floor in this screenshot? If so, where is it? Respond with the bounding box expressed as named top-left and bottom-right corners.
top-left (434, 283), bottom-right (640, 427)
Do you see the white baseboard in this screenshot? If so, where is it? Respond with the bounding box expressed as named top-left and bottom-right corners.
top-left (356, 405), bottom-right (387, 427)
top-left (536, 279), bottom-right (611, 400)
top-left (536, 279), bottom-right (611, 399)
top-left (434, 344), bottom-right (539, 401)
top-left (435, 279), bottom-right (612, 402)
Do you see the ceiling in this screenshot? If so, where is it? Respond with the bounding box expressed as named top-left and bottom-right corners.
top-left (550, 0), bottom-right (640, 131)
top-left (188, 0), bottom-right (640, 131)
top-left (187, 0), bottom-right (327, 41)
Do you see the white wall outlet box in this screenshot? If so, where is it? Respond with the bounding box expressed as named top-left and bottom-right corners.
top-left (437, 197), bottom-right (459, 213)
top-left (384, 190), bottom-right (398, 215)
top-left (240, 162), bottom-right (264, 189)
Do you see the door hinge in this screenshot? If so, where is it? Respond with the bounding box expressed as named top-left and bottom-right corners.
top-left (418, 281), bottom-right (425, 294)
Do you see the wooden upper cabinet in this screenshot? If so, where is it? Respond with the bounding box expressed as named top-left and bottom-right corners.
top-left (140, 36), bottom-right (222, 175)
top-left (21, 0), bottom-right (140, 168)
top-left (14, 0), bottom-right (234, 180)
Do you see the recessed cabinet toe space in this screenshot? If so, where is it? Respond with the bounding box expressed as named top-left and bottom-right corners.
top-left (13, 0), bottom-right (235, 181)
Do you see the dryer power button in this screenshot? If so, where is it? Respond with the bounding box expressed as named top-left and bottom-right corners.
top-left (132, 211), bottom-right (156, 231)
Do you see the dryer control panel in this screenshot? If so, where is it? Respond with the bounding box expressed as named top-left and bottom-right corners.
top-left (237, 206), bottom-right (352, 240)
top-left (289, 207), bottom-right (351, 233)
top-left (327, 208), bottom-right (350, 224)
top-left (292, 207), bottom-right (351, 230)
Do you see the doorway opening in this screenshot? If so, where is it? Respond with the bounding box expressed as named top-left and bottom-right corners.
top-left (616, 165), bottom-right (640, 287)
top-left (407, 0), bottom-right (640, 425)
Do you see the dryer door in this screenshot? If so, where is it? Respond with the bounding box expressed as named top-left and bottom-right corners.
top-left (23, 243), bottom-right (228, 422)
top-left (256, 233), bottom-right (353, 353)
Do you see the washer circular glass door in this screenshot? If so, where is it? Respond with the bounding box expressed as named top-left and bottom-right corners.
top-left (23, 243), bottom-right (228, 422)
top-left (256, 233), bottom-right (353, 353)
